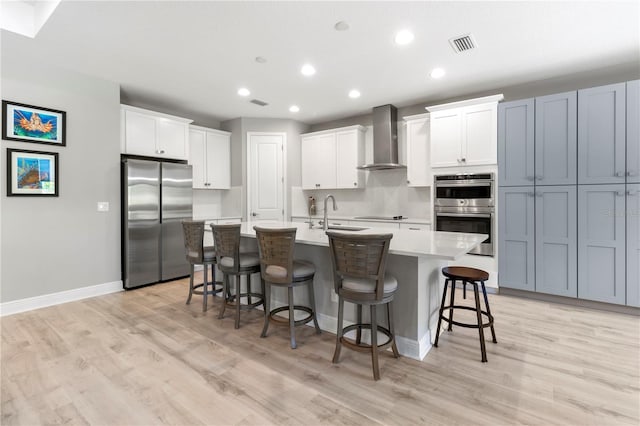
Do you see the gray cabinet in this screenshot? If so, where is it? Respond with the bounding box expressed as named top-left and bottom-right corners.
top-left (628, 184), bottom-right (640, 307)
top-left (628, 80), bottom-right (640, 184)
top-left (498, 187), bottom-right (535, 291)
top-left (577, 185), bottom-right (626, 304)
top-left (534, 186), bottom-right (577, 297)
top-left (535, 92), bottom-right (577, 185)
top-left (578, 83), bottom-right (626, 184)
top-left (498, 99), bottom-right (534, 186)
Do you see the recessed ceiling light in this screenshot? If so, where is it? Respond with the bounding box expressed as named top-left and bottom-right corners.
top-left (394, 30), bottom-right (414, 45)
top-left (430, 68), bottom-right (446, 79)
top-left (348, 89), bottom-right (361, 99)
top-left (237, 87), bottom-right (250, 96)
top-left (255, 56), bottom-right (267, 63)
top-left (334, 21), bottom-right (349, 31)
top-left (289, 105), bottom-right (300, 113)
top-left (301, 64), bottom-right (316, 76)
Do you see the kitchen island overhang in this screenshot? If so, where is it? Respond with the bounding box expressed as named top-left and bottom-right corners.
top-left (238, 221), bottom-right (488, 361)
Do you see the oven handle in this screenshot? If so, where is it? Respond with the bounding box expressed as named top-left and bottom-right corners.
top-left (435, 181), bottom-right (492, 188)
top-left (435, 212), bottom-right (492, 218)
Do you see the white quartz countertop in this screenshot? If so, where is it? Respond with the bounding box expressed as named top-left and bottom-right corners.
top-left (240, 220), bottom-right (485, 260)
top-left (290, 215), bottom-right (431, 225)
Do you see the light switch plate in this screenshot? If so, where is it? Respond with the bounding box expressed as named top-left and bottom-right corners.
top-left (331, 291), bottom-right (338, 303)
top-left (97, 202), bottom-right (109, 212)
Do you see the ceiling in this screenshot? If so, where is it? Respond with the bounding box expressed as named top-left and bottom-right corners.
top-left (2, 1), bottom-right (639, 125)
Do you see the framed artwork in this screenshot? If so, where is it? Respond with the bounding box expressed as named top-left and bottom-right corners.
top-left (2, 100), bottom-right (66, 146)
top-left (7, 148), bottom-right (59, 196)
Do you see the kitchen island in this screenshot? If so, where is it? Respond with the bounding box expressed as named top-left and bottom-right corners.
top-left (238, 220), bottom-right (487, 360)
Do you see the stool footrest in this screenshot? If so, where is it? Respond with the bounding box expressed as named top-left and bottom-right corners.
top-left (268, 305), bottom-right (315, 327)
top-left (340, 323), bottom-right (394, 352)
top-left (439, 305), bottom-right (494, 329)
top-left (192, 281), bottom-right (224, 296)
top-left (225, 292), bottom-right (265, 310)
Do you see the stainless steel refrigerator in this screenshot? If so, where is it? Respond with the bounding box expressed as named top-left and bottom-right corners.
top-left (122, 158), bottom-right (193, 289)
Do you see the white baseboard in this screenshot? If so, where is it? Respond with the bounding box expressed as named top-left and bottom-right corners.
top-left (0, 281), bottom-right (123, 317)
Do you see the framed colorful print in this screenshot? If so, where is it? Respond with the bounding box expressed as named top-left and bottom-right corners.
top-left (7, 148), bottom-right (59, 196)
top-left (2, 100), bottom-right (66, 146)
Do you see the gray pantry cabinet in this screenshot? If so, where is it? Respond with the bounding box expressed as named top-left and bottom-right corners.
top-left (628, 184), bottom-right (640, 307)
top-left (578, 83), bottom-right (626, 184)
top-left (498, 80), bottom-right (639, 306)
top-left (534, 186), bottom-right (578, 297)
top-left (577, 185), bottom-right (626, 304)
top-left (535, 91), bottom-right (577, 186)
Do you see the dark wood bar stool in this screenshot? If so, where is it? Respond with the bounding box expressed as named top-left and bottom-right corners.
top-left (211, 223), bottom-right (263, 329)
top-left (326, 231), bottom-right (400, 380)
top-left (181, 220), bottom-right (222, 312)
top-left (254, 226), bottom-right (321, 349)
top-left (434, 266), bottom-right (497, 362)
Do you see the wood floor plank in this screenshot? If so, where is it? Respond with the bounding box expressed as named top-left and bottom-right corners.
top-left (2, 276), bottom-right (638, 425)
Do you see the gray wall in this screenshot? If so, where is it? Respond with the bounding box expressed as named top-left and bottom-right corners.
top-left (310, 62), bottom-right (640, 132)
top-left (1, 62), bottom-right (121, 303)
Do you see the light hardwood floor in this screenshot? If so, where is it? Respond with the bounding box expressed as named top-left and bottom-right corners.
top-left (2, 274), bottom-right (639, 425)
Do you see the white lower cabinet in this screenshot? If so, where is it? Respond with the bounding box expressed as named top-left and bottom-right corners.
top-left (189, 126), bottom-right (230, 189)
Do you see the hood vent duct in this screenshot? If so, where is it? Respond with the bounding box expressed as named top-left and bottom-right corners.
top-left (358, 104), bottom-right (406, 171)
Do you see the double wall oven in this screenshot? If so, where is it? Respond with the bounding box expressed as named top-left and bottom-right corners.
top-left (434, 173), bottom-right (495, 256)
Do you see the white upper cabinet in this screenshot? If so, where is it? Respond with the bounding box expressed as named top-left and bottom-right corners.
top-left (121, 105), bottom-right (192, 160)
top-left (189, 126), bottom-right (230, 190)
top-left (403, 113), bottom-right (430, 187)
top-left (301, 125), bottom-right (365, 190)
top-left (427, 95), bottom-right (503, 168)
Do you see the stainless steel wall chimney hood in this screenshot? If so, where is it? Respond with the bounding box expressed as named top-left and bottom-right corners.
top-left (358, 104), bottom-right (406, 170)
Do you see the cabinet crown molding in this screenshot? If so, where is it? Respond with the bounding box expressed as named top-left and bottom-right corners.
top-left (403, 112), bottom-right (430, 122)
top-left (301, 124), bottom-right (366, 138)
top-left (189, 124), bottom-right (231, 136)
top-left (121, 104), bottom-right (193, 124)
top-left (425, 94), bottom-right (504, 113)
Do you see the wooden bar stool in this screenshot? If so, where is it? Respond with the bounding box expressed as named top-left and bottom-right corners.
top-left (434, 266), bottom-right (497, 362)
top-left (181, 220), bottom-right (222, 312)
top-left (326, 231), bottom-right (400, 381)
top-left (211, 223), bottom-right (263, 329)
top-left (254, 226), bottom-right (321, 349)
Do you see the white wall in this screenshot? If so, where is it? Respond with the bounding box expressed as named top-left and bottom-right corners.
top-left (1, 62), bottom-right (121, 303)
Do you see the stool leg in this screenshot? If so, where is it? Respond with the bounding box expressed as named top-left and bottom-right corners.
top-left (261, 282), bottom-right (271, 338)
top-left (332, 296), bottom-right (344, 363)
top-left (187, 264), bottom-right (195, 305)
top-left (448, 279), bottom-right (456, 331)
top-left (434, 278), bottom-right (449, 348)
top-left (370, 304), bottom-right (380, 381)
top-left (247, 273), bottom-right (252, 306)
top-left (260, 277), bottom-right (266, 310)
top-left (481, 281), bottom-right (497, 343)
top-left (288, 286), bottom-right (297, 349)
top-left (234, 275), bottom-right (241, 329)
top-left (218, 274), bottom-right (228, 319)
top-left (202, 264), bottom-right (209, 312)
top-left (356, 304), bottom-right (363, 344)
top-left (308, 281), bottom-right (321, 334)
top-left (211, 264), bottom-right (217, 298)
top-left (387, 301), bottom-right (399, 358)
top-left (473, 282), bottom-right (488, 362)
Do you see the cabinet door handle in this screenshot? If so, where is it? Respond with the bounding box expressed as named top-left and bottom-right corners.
top-left (616, 191), bottom-right (625, 197)
top-left (353, 182), bottom-right (357, 186)
top-left (461, 158), bottom-right (466, 163)
top-left (536, 176), bottom-right (544, 181)
top-left (615, 171), bottom-right (625, 177)
top-left (155, 149), bottom-right (165, 155)
top-left (407, 180), bottom-right (410, 184)
top-left (628, 171), bottom-right (637, 177)
top-left (628, 191), bottom-right (638, 196)
top-left (408, 227), bottom-right (420, 230)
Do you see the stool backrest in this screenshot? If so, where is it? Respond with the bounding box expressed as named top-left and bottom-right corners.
top-left (326, 231), bottom-right (393, 301)
top-left (182, 220), bottom-right (205, 264)
top-left (254, 226), bottom-right (297, 284)
top-left (211, 223), bottom-right (241, 272)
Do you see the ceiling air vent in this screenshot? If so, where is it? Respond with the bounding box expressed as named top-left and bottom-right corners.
top-left (250, 99), bottom-right (268, 106)
top-left (449, 34), bottom-right (476, 53)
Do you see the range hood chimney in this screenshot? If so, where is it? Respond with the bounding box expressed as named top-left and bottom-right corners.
top-left (358, 104), bottom-right (406, 170)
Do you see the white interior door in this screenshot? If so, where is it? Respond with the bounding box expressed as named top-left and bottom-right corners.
top-left (248, 132), bottom-right (285, 221)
